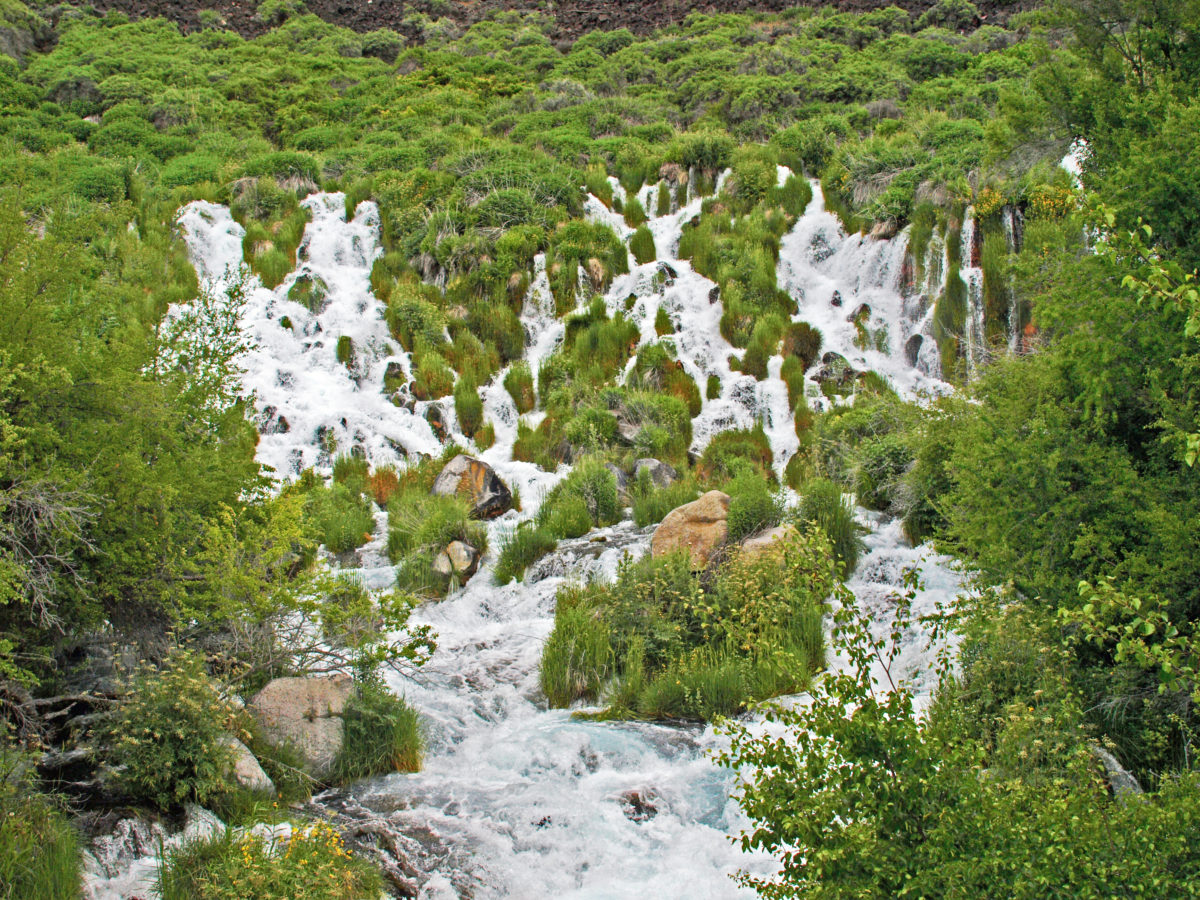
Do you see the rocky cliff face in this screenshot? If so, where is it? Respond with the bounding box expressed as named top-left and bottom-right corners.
top-left (68, 0), bottom-right (1038, 44)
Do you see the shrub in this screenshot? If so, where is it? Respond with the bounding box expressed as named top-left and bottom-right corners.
top-left (798, 478), bottom-right (864, 573)
top-left (504, 361), bottom-right (536, 414)
top-left (453, 379), bottom-right (483, 438)
top-left (411, 351), bottom-right (455, 400)
top-left (629, 225), bottom-right (656, 264)
top-left (333, 680), bottom-right (423, 781)
top-left (335, 335), bottom-right (354, 367)
top-left (252, 247), bottom-right (293, 289)
top-left (475, 421), bottom-right (495, 451)
top-left (387, 492), bottom-right (485, 564)
top-left (707, 374), bottom-right (722, 400)
top-left (782, 321), bottom-right (823, 371)
top-left (655, 181), bottom-right (672, 216)
top-left (366, 466), bottom-right (400, 507)
top-left (332, 453), bottom-right (369, 489)
top-left (157, 821), bottom-right (381, 900)
top-left (624, 195), bottom-right (647, 227)
top-left (537, 457), bottom-right (620, 533)
top-left (654, 306), bottom-right (672, 336)
top-left (638, 649), bottom-right (746, 720)
top-left (108, 650), bottom-right (239, 810)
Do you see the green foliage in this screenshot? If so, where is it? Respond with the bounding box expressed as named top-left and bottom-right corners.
top-left (453, 378), bottom-right (483, 438)
top-left (158, 820), bottom-right (381, 900)
top-left (0, 748), bottom-right (80, 900)
top-left (797, 477), bottom-right (864, 573)
top-left (631, 471), bottom-right (699, 527)
top-left (724, 470), bottom-right (786, 543)
top-left (303, 480), bottom-right (375, 553)
top-left (494, 521), bottom-right (557, 585)
top-left (108, 650), bottom-right (238, 810)
top-left (333, 680), bottom-right (423, 781)
top-left (541, 587), bottom-right (613, 707)
top-left (698, 425), bottom-right (774, 482)
top-left (503, 361), bottom-right (536, 414)
top-left (335, 335), bottom-right (354, 367)
top-left (629, 225), bottom-right (656, 264)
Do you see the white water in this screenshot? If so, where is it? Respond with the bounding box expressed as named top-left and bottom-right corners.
top-left (85, 182), bottom-right (965, 899)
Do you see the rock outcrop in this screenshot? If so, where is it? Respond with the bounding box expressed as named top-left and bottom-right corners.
top-left (651, 490), bottom-right (730, 568)
top-left (248, 674), bottom-right (354, 775)
top-left (431, 454), bottom-right (513, 520)
top-left (221, 735), bottom-right (275, 795)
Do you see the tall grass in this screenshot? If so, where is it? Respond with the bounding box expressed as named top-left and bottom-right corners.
top-left (333, 680), bottom-right (423, 781)
top-left (0, 780), bottom-right (80, 900)
top-left (495, 521), bottom-right (558, 585)
top-left (503, 361), bottom-right (536, 414)
top-left (541, 591), bottom-right (614, 707)
top-left (631, 473), bottom-right (699, 527)
top-left (798, 477), bottom-right (865, 573)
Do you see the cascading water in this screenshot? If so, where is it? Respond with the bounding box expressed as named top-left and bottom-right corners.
top-left (85, 180), bottom-right (966, 899)
top-left (958, 211), bottom-right (986, 379)
top-left (777, 181), bottom-right (951, 399)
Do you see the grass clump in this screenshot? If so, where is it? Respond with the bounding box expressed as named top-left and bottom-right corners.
top-left (333, 679), bottom-right (423, 781)
top-left (503, 361), bottom-right (536, 414)
top-left (797, 478), bottom-right (865, 574)
top-left (157, 821), bottom-right (381, 900)
top-left (387, 491), bottom-right (486, 594)
top-left (494, 522), bottom-right (558, 585)
top-left (725, 468), bottom-right (787, 543)
top-left (453, 378), bottom-right (483, 439)
top-left (698, 425), bottom-right (774, 482)
top-left (302, 480), bottom-right (376, 553)
top-left (0, 749), bottom-right (81, 900)
top-left (629, 226), bottom-right (656, 265)
top-left (540, 528), bottom-right (835, 720)
top-left (631, 470), bottom-right (700, 527)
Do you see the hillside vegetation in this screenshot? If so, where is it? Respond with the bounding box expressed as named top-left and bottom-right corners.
top-left (1, 0), bottom-right (1199, 895)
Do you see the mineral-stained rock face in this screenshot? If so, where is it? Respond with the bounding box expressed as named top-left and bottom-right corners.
top-left (650, 490), bottom-right (730, 568)
top-left (431, 454), bottom-right (513, 520)
top-left (248, 674), bottom-right (354, 775)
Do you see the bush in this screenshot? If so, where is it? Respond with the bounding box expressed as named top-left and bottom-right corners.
top-left (335, 335), bottom-right (354, 366)
top-left (0, 757), bottom-right (80, 900)
top-left (629, 225), bottom-right (656, 264)
top-left (798, 478), bottom-right (864, 573)
top-left (109, 650), bottom-right (239, 810)
top-left (624, 195), bottom-right (647, 227)
top-left (782, 321), bottom-right (823, 371)
top-left (158, 821), bottom-right (381, 900)
top-left (387, 492), bottom-right (485, 564)
top-left (537, 457), bottom-right (620, 534)
top-left (333, 680), bottom-right (423, 781)
top-left (725, 472), bottom-right (786, 543)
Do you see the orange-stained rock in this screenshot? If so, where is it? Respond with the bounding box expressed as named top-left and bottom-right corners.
top-left (650, 490), bottom-right (730, 568)
top-left (431, 454), bottom-right (513, 520)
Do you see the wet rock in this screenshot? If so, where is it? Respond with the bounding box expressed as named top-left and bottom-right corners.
top-left (813, 351), bottom-right (859, 391)
top-left (618, 788), bottom-right (662, 823)
top-left (655, 262), bottom-right (677, 286)
top-left (651, 490), bottom-right (730, 568)
top-left (708, 285), bottom-right (721, 305)
top-left (221, 735), bottom-right (274, 795)
top-left (425, 405), bottom-right (448, 442)
top-left (248, 674), bottom-right (353, 775)
top-left (869, 220), bottom-right (899, 240)
top-left (740, 524), bottom-right (797, 558)
top-left (433, 540), bottom-right (480, 581)
top-left (384, 360), bottom-right (407, 392)
top-left (634, 458), bottom-right (678, 489)
top-left (830, 289), bottom-right (843, 307)
top-left (431, 454), bottom-right (513, 520)
top-left (904, 334), bottom-right (924, 368)
top-left (848, 302), bottom-right (871, 324)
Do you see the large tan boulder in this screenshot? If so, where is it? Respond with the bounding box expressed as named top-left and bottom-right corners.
top-left (248, 674), bottom-right (354, 775)
top-left (221, 735), bottom-right (275, 795)
top-left (651, 490), bottom-right (730, 568)
top-left (740, 524), bottom-right (798, 559)
top-left (431, 454), bottom-right (513, 519)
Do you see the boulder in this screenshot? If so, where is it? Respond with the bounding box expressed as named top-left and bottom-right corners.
top-left (634, 458), bottom-right (678, 489)
top-left (248, 674), bottom-right (354, 775)
top-left (740, 524), bottom-right (798, 558)
top-left (221, 735), bottom-right (274, 795)
top-left (651, 491), bottom-right (730, 568)
top-left (431, 454), bottom-right (513, 519)
top-left (433, 540), bottom-right (480, 580)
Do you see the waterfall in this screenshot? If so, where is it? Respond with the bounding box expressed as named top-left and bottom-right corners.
top-left (85, 182), bottom-right (967, 899)
top-left (959, 210), bottom-right (986, 379)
